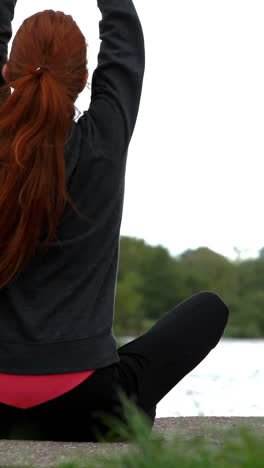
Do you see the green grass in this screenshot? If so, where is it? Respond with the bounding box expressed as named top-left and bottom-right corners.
top-left (19, 392), bottom-right (264, 468)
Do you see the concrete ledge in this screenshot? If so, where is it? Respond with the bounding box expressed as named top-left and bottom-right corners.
top-left (0, 417), bottom-right (263, 468)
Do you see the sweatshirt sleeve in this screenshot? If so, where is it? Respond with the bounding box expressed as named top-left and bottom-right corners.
top-left (0, 0), bottom-right (17, 88)
top-left (78, 0), bottom-right (145, 166)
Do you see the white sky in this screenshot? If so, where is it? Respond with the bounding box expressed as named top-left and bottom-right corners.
top-left (9, 1), bottom-right (264, 262)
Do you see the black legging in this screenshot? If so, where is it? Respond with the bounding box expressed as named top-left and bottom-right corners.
top-left (0, 291), bottom-right (229, 442)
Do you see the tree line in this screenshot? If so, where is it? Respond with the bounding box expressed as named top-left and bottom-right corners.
top-left (114, 236), bottom-right (264, 338)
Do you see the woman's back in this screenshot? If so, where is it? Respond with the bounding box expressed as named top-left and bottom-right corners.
top-left (0, 0), bottom-right (145, 376)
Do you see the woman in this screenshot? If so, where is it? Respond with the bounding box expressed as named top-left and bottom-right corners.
top-left (0, 0), bottom-right (229, 441)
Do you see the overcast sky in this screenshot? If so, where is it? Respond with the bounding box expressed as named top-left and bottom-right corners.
top-left (10, 0), bottom-right (264, 262)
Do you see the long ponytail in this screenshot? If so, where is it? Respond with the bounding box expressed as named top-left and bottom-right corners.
top-left (0, 10), bottom-right (90, 288)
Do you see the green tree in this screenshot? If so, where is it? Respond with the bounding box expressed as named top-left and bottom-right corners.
top-left (180, 247), bottom-right (237, 299)
top-left (115, 236), bottom-right (264, 338)
top-left (114, 271), bottom-right (145, 336)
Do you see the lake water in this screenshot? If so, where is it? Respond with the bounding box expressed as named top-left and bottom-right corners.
top-left (121, 338), bottom-right (264, 417)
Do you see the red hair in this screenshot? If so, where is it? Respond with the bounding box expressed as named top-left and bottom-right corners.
top-left (0, 10), bottom-right (89, 288)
